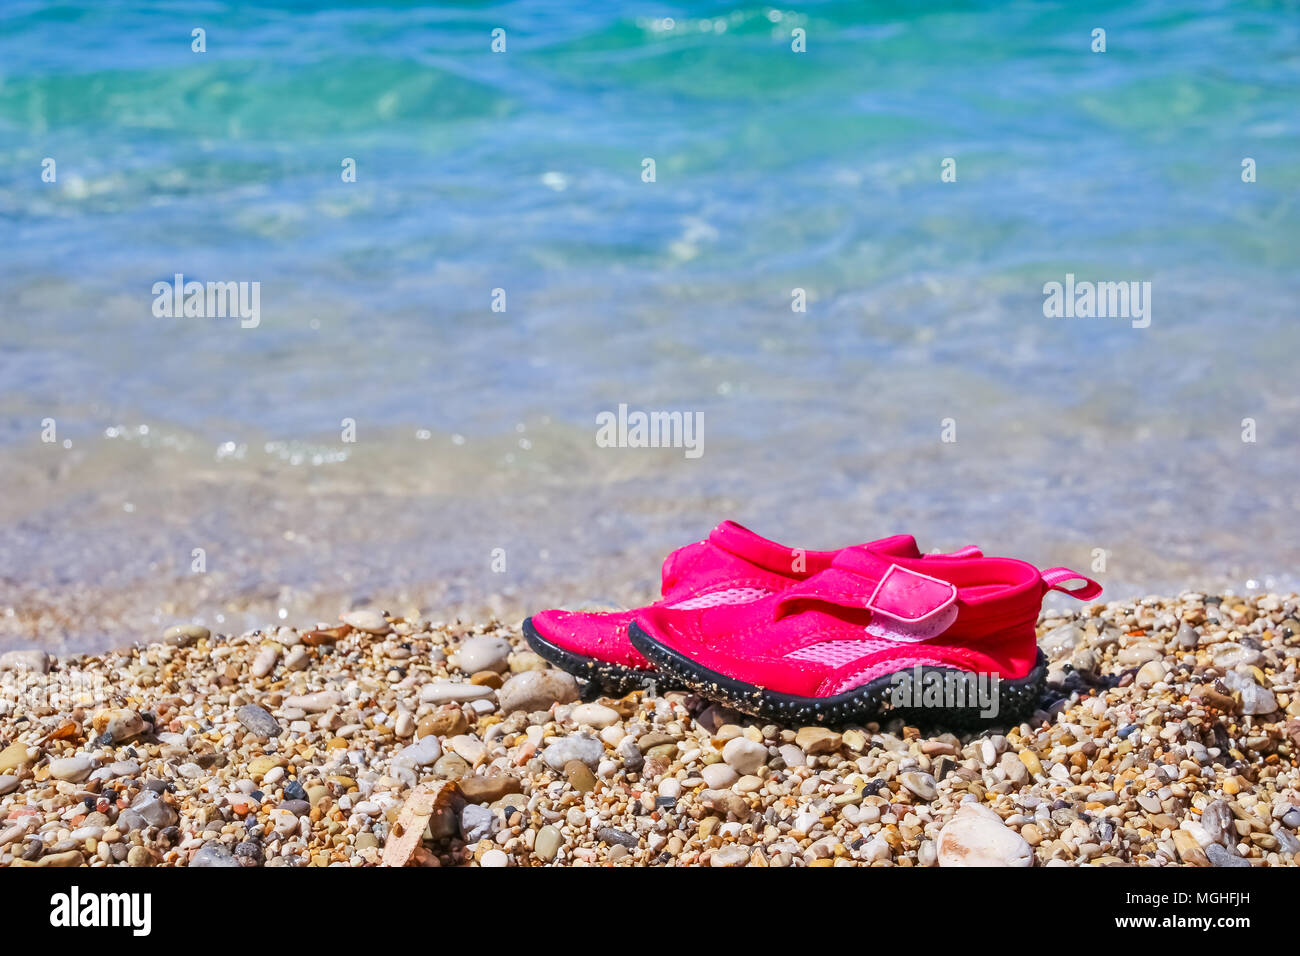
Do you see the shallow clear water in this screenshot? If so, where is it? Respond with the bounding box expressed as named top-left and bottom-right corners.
top-left (1, 1), bottom-right (1298, 650)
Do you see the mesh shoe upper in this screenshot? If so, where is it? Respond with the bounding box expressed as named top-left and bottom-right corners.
top-left (633, 549), bottom-right (1100, 696)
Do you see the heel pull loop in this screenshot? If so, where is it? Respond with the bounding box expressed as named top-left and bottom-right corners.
top-left (1041, 567), bottom-right (1102, 600)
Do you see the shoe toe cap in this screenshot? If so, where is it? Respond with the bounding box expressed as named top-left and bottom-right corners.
top-left (529, 607), bottom-right (646, 667)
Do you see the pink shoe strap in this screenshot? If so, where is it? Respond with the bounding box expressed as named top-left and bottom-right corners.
top-left (775, 563), bottom-right (958, 637)
top-left (865, 565), bottom-right (958, 624)
top-left (774, 567), bottom-right (876, 618)
top-left (1040, 567), bottom-right (1103, 600)
top-left (943, 545), bottom-right (983, 558)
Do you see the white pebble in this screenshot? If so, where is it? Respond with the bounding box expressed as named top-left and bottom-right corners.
top-left (571, 703), bottom-right (620, 729)
top-left (702, 763), bottom-right (739, 789)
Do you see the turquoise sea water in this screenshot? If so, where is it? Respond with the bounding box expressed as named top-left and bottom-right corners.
top-left (1, 1), bottom-right (1298, 648)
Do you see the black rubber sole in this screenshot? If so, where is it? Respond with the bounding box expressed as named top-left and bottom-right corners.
top-left (628, 621), bottom-right (1048, 729)
top-left (522, 616), bottom-right (681, 697)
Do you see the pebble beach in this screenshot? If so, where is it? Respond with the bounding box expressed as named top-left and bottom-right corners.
top-left (2, 592), bottom-right (1299, 868)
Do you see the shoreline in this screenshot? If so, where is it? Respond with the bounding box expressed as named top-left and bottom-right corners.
top-left (2, 591), bottom-right (1298, 867)
top-left (6, 426), bottom-right (1299, 659)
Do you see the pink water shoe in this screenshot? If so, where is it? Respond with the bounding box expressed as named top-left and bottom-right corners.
top-left (627, 548), bottom-right (1100, 725)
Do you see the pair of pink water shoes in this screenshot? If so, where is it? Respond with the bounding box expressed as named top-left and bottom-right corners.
top-left (523, 521), bottom-right (1101, 725)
